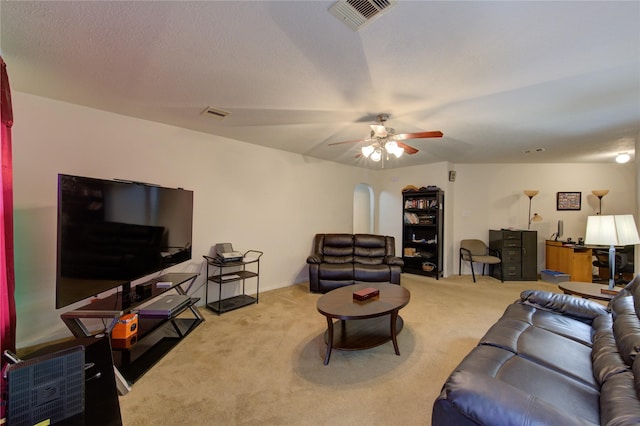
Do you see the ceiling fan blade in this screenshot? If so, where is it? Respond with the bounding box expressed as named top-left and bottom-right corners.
top-left (328, 138), bottom-right (370, 146)
top-left (394, 131), bottom-right (443, 141)
top-left (355, 153), bottom-right (363, 158)
top-left (397, 142), bottom-right (419, 155)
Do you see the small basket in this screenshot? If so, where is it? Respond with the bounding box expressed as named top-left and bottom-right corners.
top-left (422, 262), bottom-right (436, 272)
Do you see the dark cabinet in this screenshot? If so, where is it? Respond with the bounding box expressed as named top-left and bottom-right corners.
top-left (402, 189), bottom-right (444, 279)
top-left (489, 229), bottom-right (537, 281)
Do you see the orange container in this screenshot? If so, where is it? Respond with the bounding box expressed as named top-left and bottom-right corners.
top-left (112, 313), bottom-right (138, 339)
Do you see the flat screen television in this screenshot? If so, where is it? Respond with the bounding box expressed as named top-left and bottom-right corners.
top-left (56, 174), bottom-right (193, 309)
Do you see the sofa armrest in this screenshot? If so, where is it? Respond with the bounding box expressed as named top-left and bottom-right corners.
top-left (385, 256), bottom-right (404, 267)
top-left (306, 254), bottom-right (323, 264)
top-left (433, 371), bottom-right (586, 426)
top-left (520, 289), bottom-right (607, 322)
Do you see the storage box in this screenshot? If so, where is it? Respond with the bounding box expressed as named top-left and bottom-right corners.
top-left (112, 313), bottom-right (138, 339)
top-left (540, 269), bottom-right (571, 284)
top-left (353, 287), bottom-right (380, 301)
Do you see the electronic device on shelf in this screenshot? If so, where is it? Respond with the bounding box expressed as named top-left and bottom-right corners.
top-left (215, 242), bottom-right (244, 263)
top-left (4, 346), bottom-right (86, 425)
top-left (554, 220), bottom-right (564, 241)
top-left (137, 294), bottom-right (191, 318)
top-left (56, 174), bottom-right (194, 309)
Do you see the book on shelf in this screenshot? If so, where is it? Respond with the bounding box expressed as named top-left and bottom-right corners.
top-left (404, 212), bottom-right (419, 224)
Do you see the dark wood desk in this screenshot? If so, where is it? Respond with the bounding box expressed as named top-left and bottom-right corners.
top-left (316, 283), bottom-right (410, 365)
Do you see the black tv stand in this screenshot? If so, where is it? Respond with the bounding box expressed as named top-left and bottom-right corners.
top-left (60, 273), bottom-right (204, 395)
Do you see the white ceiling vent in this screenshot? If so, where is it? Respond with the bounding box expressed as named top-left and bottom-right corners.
top-left (329, 0), bottom-right (397, 31)
top-left (201, 106), bottom-right (230, 119)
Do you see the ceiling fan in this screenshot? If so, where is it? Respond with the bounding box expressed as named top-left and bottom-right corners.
top-left (328, 114), bottom-right (443, 163)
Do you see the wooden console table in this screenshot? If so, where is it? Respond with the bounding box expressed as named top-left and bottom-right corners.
top-left (545, 240), bottom-right (592, 282)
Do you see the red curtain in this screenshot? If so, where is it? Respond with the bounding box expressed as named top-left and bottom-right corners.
top-left (0, 56), bottom-right (16, 420)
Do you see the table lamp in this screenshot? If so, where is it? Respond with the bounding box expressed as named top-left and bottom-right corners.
top-left (585, 215), bottom-right (640, 289)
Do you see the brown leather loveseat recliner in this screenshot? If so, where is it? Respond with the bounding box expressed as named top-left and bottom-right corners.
top-left (307, 233), bottom-right (404, 293)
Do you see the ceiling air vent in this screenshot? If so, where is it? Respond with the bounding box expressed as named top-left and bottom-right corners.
top-left (329, 0), bottom-right (397, 31)
top-left (201, 106), bottom-right (230, 119)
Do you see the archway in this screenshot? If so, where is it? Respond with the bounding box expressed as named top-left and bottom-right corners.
top-left (353, 183), bottom-right (374, 234)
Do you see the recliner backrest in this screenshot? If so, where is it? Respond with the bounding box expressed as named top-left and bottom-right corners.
top-left (320, 234), bottom-right (354, 264)
top-left (354, 234), bottom-right (390, 265)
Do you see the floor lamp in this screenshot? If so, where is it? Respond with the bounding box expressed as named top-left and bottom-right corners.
top-left (585, 215), bottom-right (640, 290)
top-left (592, 190), bottom-right (609, 215)
top-left (523, 190), bottom-right (542, 229)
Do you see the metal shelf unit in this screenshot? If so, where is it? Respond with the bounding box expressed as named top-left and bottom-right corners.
top-left (203, 250), bottom-right (263, 315)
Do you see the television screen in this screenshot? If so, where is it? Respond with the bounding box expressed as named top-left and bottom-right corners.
top-left (56, 174), bottom-right (193, 309)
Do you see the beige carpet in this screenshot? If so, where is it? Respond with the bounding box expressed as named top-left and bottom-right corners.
top-left (118, 274), bottom-right (561, 425)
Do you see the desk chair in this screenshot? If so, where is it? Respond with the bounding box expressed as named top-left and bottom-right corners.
top-left (459, 239), bottom-right (503, 283)
top-left (593, 249), bottom-right (634, 285)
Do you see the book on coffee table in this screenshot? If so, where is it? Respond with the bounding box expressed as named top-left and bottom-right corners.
top-left (353, 287), bottom-right (380, 301)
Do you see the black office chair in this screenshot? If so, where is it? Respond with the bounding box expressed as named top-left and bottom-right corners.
top-left (592, 249), bottom-right (634, 285)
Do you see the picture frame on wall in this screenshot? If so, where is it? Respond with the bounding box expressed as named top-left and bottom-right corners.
top-left (557, 192), bottom-right (581, 210)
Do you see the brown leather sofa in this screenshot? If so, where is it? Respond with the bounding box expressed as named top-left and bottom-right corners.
top-left (306, 233), bottom-right (404, 293)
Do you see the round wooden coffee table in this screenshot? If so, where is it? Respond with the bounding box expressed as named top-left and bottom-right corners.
top-left (316, 283), bottom-right (410, 365)
top-left (558, 281), bottom-right (619, 301)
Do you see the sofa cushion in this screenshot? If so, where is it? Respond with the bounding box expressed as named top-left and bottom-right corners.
top-left (318, 263), bottom-right (353, 280)
top-left (592, 314), bottom-right (630, 384)
top-left (353, 234), bottom-right (386, 264)
top-left (502, 302), bottom-right (595, 346)
top-left (610, 295), bottom-right (640, 366)
top-left (520, 289), bottom-right (608, 323)
top-left (441, 345), bottom-right (601, 425)
top-left (321, 234), bottom-right (354, 263)
top-left (354, 264), bottom-right (390, 282)
top-left (600, 370), bottom-right (640, 426)
top-left (479, 317), bottom-right (597, 390)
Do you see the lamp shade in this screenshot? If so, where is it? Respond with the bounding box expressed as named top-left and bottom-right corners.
top-left (361, 145), bottom-right (374, 158)
top-left (585, 215), bottom-right (640, 246)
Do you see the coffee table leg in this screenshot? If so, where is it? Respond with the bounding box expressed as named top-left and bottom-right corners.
top-left (324, 316), bottom-right (334, 365)
top-left (390, 310), bottom-right (400, 356)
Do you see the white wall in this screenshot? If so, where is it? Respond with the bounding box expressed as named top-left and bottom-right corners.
top-left (375, 162), bottom-right (636, 277)
top-left (375, 162), bottom-right (453, 270)
top-left (12, 92), bottom-right (377, 348)
top-left (11, 91), bottom-right (639, 348)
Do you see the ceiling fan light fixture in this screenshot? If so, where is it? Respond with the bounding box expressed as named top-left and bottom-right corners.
top-left (361, 145), bottom-right (375, 158)
top-left (385, 140), bottom-right (398, 151)
top-left (384, 140), bottom-right (403, 158)
top-left (370, 149), bottom-right (382, 162)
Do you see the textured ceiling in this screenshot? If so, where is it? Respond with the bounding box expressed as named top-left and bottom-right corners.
top-left (2, 1), bottom-right (639, 169)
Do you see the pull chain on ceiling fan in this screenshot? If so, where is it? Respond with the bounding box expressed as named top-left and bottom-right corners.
top-left (328, 113), bottom-right (443, 166)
